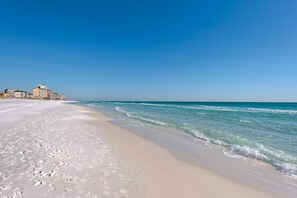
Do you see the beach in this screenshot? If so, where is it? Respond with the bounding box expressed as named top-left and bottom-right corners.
top-left (0, 100), bottom-right (296, 197)
top-left (0, 100), bottom-right (135, 197)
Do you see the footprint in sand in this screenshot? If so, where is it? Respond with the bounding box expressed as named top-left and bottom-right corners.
top-left (12, 188), bottom-right (23, 197)
top-left (0, 184), bottom-right (12, 191)
top-left (61, 173), bottom-right (74, 183)
top-left (34, 180), bottom-right (43, 187)
top-left (65, 187), bottom-right (72, 192)
top-left (45, 171), bottom-right (56, 178)
top-left (32, 170), bottom-right (43, 177)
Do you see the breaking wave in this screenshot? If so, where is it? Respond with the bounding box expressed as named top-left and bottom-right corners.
top-left (115, 106), bottom-right (166, 126)
top-left (176, 105), bottom-right (297, 115)
top-left (227, 144), bottom-right (297, 178)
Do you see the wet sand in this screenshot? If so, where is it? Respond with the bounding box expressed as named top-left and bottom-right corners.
top-left (87, 106), bottom-right (274, 198)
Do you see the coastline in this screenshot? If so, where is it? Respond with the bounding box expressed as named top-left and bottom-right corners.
top-left (83, 105), bottom-right (276, 198)
top-left (84, 104), bottom-right (297, 198)
top-left (1, 99), bottom-right (295, 197)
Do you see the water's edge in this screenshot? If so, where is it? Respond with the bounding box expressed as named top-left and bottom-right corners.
top-left (84, 102), bottom-right (297, 179)
top-left (79, 103), bottom-right (297, 198)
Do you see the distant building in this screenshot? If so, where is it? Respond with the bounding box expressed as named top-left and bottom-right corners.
top-left (47, 90), bottom-right (62, 100)
top-left (0, 92), bottom-right (9, 98)
top-left (52, 92), bottom-right (59, 100)
top-left (59, 94), bottom-right (67, 101)
top-left (3, 84), bottom-right (66, 100)
top-left (47, 89), bottom-right (53, 99)
top-left (28, 93), bottom-right (34, 99)
top-left (33, 84), bottom-right (48, 99)
top-left (4, 89), bottom-right (15, 97)
top-left (14, 90), bottom-right (28, 98)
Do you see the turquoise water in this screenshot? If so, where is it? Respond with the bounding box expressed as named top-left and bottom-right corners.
top-left (82, 101), bottom-right (297, 178)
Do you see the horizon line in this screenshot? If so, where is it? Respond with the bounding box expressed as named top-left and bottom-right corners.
top-left (78, 100), bottom-right (297, 103)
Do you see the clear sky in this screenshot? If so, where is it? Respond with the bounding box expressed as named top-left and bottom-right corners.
top-left (0, 0), bottom-right (297, 101)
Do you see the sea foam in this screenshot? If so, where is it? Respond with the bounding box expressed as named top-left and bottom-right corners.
top-left (115, 106), bottom-right (166, 126)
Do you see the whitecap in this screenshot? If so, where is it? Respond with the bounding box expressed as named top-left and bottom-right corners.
top-left (230, 145), bottom-right (269, 161)
top-left (176, 105), bottom-right (297, 115)
top-left (114, 106), bottom-right (166, 126)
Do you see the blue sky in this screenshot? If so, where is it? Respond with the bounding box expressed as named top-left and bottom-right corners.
top-left (0, 0), bottom-right (297, 101)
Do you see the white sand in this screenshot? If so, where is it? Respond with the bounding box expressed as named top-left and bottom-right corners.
top-left (0, 100), bottom-right (133, 197)
top-left (0, 99), bottom-right (271, 197)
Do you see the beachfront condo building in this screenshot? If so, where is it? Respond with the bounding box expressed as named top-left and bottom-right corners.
top-left (4, 89), bottom-right (16, 97)
top-left (33, 84), bottom-right (48, 99)
top-left (1, 84), bottom-right (66, 100)
top-left (47, 90), bottom-right (60, 100)
top-left (14, 90), bottom-right (28, 98)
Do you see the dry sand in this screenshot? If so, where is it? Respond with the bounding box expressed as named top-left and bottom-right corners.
top-left (0, 100), bottom-right (134, 197)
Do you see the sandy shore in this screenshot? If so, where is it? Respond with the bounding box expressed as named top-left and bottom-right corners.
top-left (0, 99), bottom-right (280, 197)
top-left (86, 106), bottom-right (272, 198)
top-left (0, 100), bottom-right (133, 197)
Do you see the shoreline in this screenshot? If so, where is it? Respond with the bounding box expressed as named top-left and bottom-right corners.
top-left (84, 104), bottom-right (297, 198)
top-left (83, 105), bottom-right (276, 197)
top-left (1, 99), bottom-right (295, 197)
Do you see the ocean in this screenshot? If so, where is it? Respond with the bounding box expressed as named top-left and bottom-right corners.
top-left (81, 101), bottom-right (297, 179)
